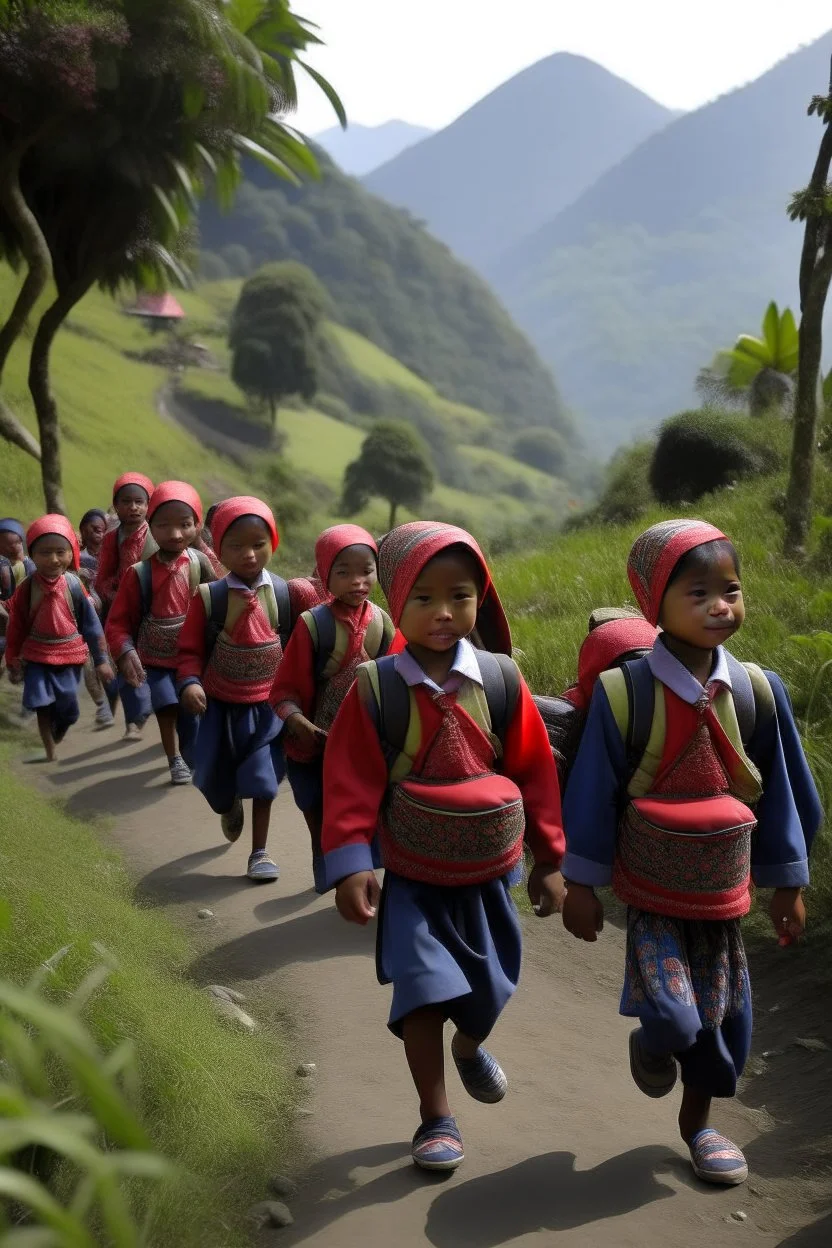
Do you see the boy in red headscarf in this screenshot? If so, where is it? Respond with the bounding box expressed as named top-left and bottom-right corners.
top-left (5, 515), bottom-right (113, 760)
top-left (321, 521), bottom-right (565, 1172)
top-left (562, 518), bottom-right (822, 1189)
top-left (106, 482), bottom-right (216, 786)
top-left (177, 497), bottom-right (291, 882)
top-left (271, 524), bottom-right (395, 891)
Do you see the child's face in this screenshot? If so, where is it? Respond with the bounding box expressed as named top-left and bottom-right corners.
top-left (150, 502), bottom-right (198, 556)
top-left (31, 535), bottom-right (74, 578)
top-left (81, 517), bottom-right (106, 552)
top-left (115, 486), bottom-right (149, 526)
top-left (220, 517), bottom-right (272, 583)
top-left (0, 531), bottom-right (24, 562)
top-left (399, 550), bottom-right (479, 653)
top-left (659, 551), bottom-right (745, 650)
top-left (328, 544), bottom-right (377, 606)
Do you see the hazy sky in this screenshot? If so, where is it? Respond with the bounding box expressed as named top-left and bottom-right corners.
top-left (293, 1), bottom-right (832, 134)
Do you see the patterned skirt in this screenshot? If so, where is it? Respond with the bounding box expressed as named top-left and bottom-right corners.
top-left (621, 909), bottom-right (752, 1097)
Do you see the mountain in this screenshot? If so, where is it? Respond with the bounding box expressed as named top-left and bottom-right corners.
top-left (490, 33), bottom-right (832, 445)
top-left (313, 120), bottom-right (433, 176)
top-left (364, 54), bottom-right (673, 271)
top-left (198, 153), bottom-right (571, 440)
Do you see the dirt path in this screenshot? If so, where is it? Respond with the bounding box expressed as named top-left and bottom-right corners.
top-left (27, 707), bottom-right (829, 1247)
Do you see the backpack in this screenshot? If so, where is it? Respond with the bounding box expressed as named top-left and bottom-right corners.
top-left (304, 601), bottom-right (392, 681)
top-left (134, 547), bottom-right (211, 617)
top-left (197, 572), bottom-right (293, 659)
top-left (23, 572), bottom-right (86, 633)
top-left (370, 649), bottom-right (521, 776)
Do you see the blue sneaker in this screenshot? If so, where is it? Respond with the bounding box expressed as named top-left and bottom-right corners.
top-left (246, 850), bottom-right (279, 883)
top-left (411, 1116), bottom-right (464, 1171)
top-left (452, 1043), bottom-right (508, 1104)
top-left (689, 1129), bottom-right (748, 1186)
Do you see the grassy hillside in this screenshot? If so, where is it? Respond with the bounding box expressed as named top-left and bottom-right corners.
top-left (197, 154), bottom-right (572, 440)
top-left (365, 53), bottom-right (672, 272)
top-left (491, 32), bottom-right (832, 446)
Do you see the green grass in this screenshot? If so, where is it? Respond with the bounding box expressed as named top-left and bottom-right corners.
top-left (0, 715), bottom-right (294, 1247)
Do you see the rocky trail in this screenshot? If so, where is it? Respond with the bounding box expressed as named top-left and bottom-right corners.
top-left (25, 707), bottom-right (832, 1247)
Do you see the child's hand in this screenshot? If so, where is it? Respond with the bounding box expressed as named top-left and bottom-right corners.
top-left (96, 661), bottom-right (114, 685)
top-left (770, 887), bottom-right (806, 946)
top-left (335, 871), bottom-right (380, 925)
top-left (528, 864), bottom-right (566, 917)
top-left (118, 651), bottom-right (146, 689)
top-left (7, 661), bottom-right (22, 686)
top-left (562, 883), bottom-right (604, 942)
top-left (286, 713), bottom-right (327, 753)
top-left (180, 683), bottom-right (207, 716)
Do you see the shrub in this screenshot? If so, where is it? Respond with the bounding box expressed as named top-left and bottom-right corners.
top-left (650, 410), bottom-right (785, 505)
top-left (593, 441), bottom-right (655, 524)
top-left (512, 427), bottom-right (567, 476)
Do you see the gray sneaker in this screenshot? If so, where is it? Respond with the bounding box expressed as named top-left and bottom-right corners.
top-left (168, 755), bottom-right (192, 786)
top-left (94, 704), bottom-right (115, 730)
top-left (220, 798), bottom-right (244, 843)
top-left (247, 850), bottom-right (279, 883)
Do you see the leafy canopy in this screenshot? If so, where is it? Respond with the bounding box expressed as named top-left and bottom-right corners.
top-left (341, 419), bottom-right (436, 528)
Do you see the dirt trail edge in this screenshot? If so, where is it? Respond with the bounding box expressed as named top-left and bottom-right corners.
top-left (29, 708), bottom-right (828, 1248)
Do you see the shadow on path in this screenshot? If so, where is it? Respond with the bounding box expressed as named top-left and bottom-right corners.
top-left (63, 762), bottom-right (171, 817)
top-left (777, 1213), bottom-right (832, 1246)
top-left (50, 745), bottom-right (160, 785)
top-left (134, 846), bottom-right (318, 915)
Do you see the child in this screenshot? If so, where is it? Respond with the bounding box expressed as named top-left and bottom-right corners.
top-left (177, 496), bottom-right (291, 882)
top-left (4, 515), bottom-right (113, 760)
top-left (78, 509), bottom-right (108, 586)
top-left (106, 482), bottom-right (216, 786)
top-left (321, 521), bottom-right (565, 1172)
top-left (94, 473), bottom-right (156, 740)
top-left (271, 524), bottom-right (395, 891)
top-left (562, 519), bottom-right (822, 1188)
top-left (191, 502), bottom-right (225, 578)
top-left (78, 508), bottom-right (118, 729)
top-left (0, 518), bottom-right (36, 588)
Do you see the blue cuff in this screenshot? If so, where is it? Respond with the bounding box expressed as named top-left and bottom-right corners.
top-left (562, 852), bottom-right (613, 888)
top-left (323, 842), bottom-right (376, 891)
top-left (176, 676), bottom-right (202, 695)
top-left (752, 859), bottom-right (810, 889)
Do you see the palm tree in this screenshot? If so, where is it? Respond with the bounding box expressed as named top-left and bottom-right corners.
top-left (697, 301), bottom-right (799, 418)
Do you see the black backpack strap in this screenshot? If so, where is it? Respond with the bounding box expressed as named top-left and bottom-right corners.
top-left (375, 654), bottom-right (411, 757)
top-left (724, 652), bottom-right (755, 743)
top-left (134, 560), bottom-right (153, 618)
top-left (310, 603), bottom-right (337, 681)
top-left (204, 579), bottom-right (229, 660)
top-left (474, 650), bottom-right (521, 747)
top-left (64, 573), bottom-right (86, 634)
top-left (621, 656), bottom-right (655, 775)
top-left (267, 572), bottom-right (292, 650)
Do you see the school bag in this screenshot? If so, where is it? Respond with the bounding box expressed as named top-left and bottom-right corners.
top-left (133, 547), bottom-right (213, 617)
top-left (303, 601), bottom-right (392, 681)
top-left (197, 572), bottom-right (293, 658)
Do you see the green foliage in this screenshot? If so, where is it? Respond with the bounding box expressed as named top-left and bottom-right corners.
top-left (591, 441), bottom-right (655, 525)
top-left (198, 156), bottom-right (573, 439)
top-left (512, 427), bottom-right (567, 476)
top-left (650, 410), bottom-right (786, 505)
top-left (698, 302), bottom-right (798, 418)
top-left (342, 420), bottom-right (436, 528)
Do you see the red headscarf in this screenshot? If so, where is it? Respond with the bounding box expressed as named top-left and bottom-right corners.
top-left (147, 481), bottom-right (203, 527)
top-left (628, 519), bottom-right (728, 625)
top-left (315, 524), bottom-right (377, 592)
top-left (564, 615), bottom-right (659, 710)
top-left (26, 514), bottom-right (80, 571)
top-left (113, 472), bottom-right (154, 503)
top-left (210, 497), bottom-right (279, 555)
top-left (378, 521), bottom-right (511, 654)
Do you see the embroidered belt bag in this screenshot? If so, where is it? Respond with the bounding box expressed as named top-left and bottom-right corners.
top-left (381, 772), bottom-right (526, 887)
top-left (138, 614), bottom-right (185, 662)
top-left (207, 636), bottom-right (283, 684)
top-left (613, 794), bottom-right (756, 921)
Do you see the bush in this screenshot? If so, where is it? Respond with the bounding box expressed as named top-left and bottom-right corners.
top-left (593, 441), bottom-right (656, 524)
top-left (650, 409), bottom-right (785, 505)
top-left (512, 427), bottom-right (567, 476)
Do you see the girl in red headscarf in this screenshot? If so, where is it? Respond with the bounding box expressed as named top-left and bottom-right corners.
top-left (321, 521), bottom-right (565, 1173)
top-left (270, 525), bottom-right (396, 891)
top-left (106, 482), bottom-right (216, 786)
top-left (562, 519), bottom-right (822, 1190)
top-left (5, 515), bottom-right (113, 760)
top-left (177, 496), bottom-right (291, 883)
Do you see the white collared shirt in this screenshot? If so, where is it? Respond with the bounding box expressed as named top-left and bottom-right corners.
top-left (226, 570), bottom-right (270, 593)
top-left (647, 636), bottom-right (732, 706)
top-left (394, 636), bottom-right (483, 695)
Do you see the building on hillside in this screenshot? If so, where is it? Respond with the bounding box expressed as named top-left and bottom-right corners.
top-left (125, 293), bottom-right (186, 334)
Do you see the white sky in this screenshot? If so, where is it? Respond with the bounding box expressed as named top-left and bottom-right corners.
top-left (293, 1), bottom-right (832, 134)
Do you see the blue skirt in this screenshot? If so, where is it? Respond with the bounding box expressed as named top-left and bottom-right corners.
top-left (377, 872), bottom-right (522, 1041)
top-left (23, 662), bottom-right (82, 738)
top-left (620, 910), bottom-right (752, 1098)
top-left (144, 666), bottom-right (198, 759)
top-left (286, 754), bottom-right (324, 813)
top-left (192, 697), bottom-right (285, 815)
top-left (118, 673), bottom-right (152, 726)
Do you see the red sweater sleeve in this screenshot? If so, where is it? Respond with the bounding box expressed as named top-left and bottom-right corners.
top-left (4, 581), bottom-right (30, 666)
top-left (94, 528), bottom-right (119, 604)
top-left (270, 615), bottom-right (316, 722)
top-left (176, 592), bottom-right (208, 686)
top-left (502, 673), bottom-right (565, 867)
top-left (321, 672), bottom-right (388, 882)
top-left (105, 565), bottom-right (142, 658)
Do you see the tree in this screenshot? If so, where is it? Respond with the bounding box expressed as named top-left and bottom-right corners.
top-left (512, 427), bottom-right (567, 475)
top-left (341, 420), bottom-right (435, 529)
top-left (784, 60), bottom-right (832, 559)
top-left (696, 302), bottom-right (798, 418)
top-left (0, 0), bottom-right (345, 512)
top-left (229, 262), bottom-right (329, 426)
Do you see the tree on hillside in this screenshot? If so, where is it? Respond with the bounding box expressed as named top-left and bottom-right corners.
top-left (512, 427), bottom-right (567, 475)
top-left (697, 302), bottom-right (798, 418)
top-left (341, 420), bottom-right (435, 529)
top-left (784, 61), bottom-right (832, 559)
top-left (229, 263), bottom-right (328, 426)
top-left (0, 0), bottom-right (344, 513)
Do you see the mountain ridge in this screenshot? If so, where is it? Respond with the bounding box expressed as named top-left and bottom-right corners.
top-left (313, 119), bottom-right (433, 175)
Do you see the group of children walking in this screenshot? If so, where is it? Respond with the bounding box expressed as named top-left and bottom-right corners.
top-left (0, 485), bottom-right (822, 1192)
